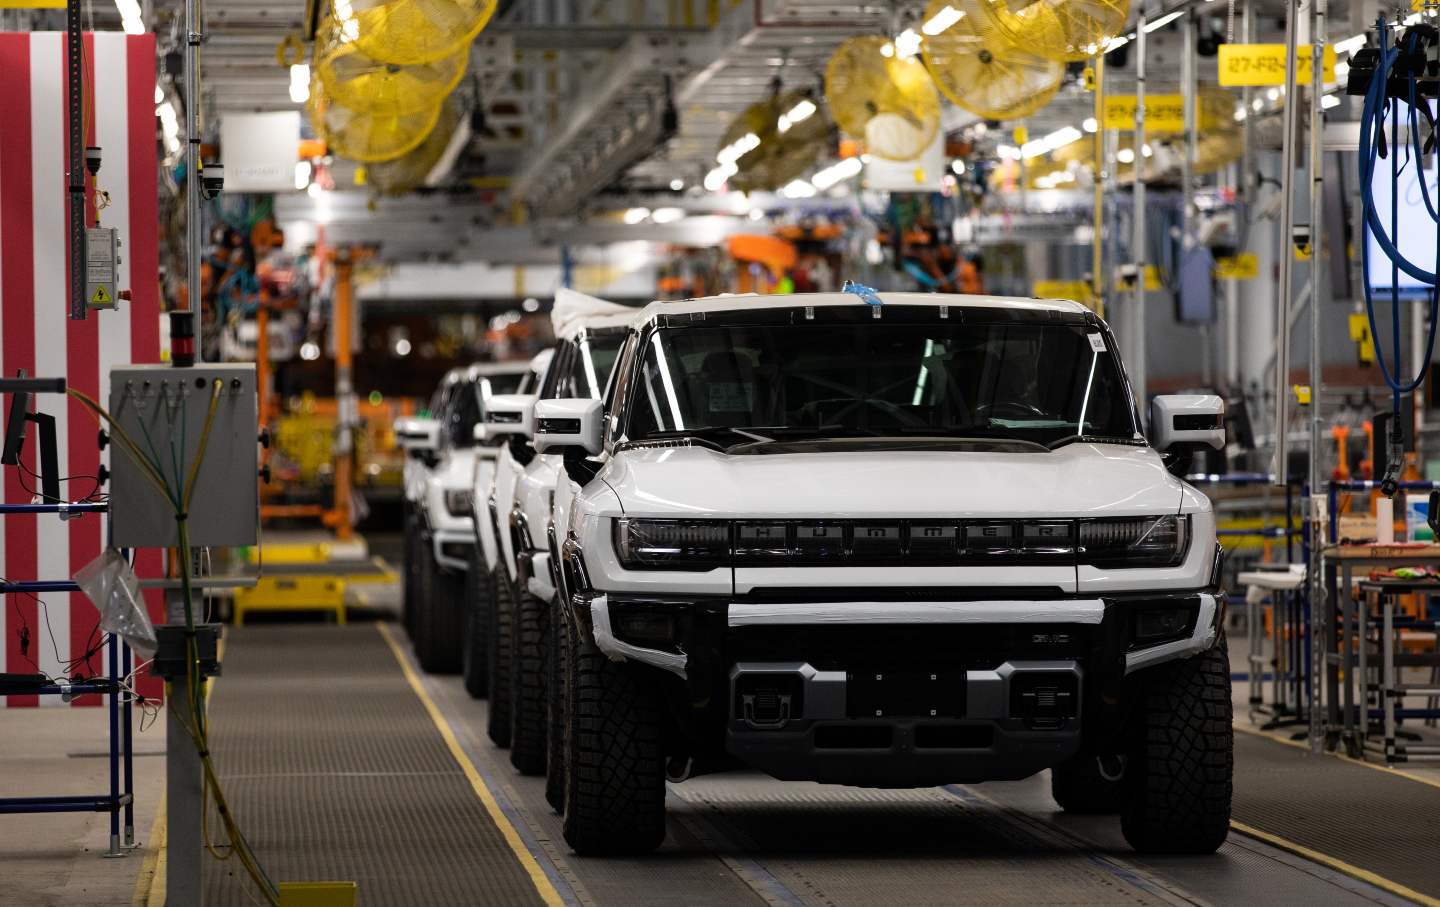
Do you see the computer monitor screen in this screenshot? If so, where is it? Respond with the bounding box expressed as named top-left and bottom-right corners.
top-left (1365, 99), bottom-right (1439, 296)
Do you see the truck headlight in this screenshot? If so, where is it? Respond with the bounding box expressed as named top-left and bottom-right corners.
top-left (614, 518), bottom-right (731, 570)
top-left (1079, 515), bottom-right (1189, 568)
top-left (444, 489), bottom-right (474, 518)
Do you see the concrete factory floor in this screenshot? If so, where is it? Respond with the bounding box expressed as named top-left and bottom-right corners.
top-left (7, 546), bottom-right (1440, 907)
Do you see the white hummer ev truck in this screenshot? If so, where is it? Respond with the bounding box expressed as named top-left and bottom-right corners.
top-left (532, 291), bottom-right (1231, 857)
top-left (395, 362), bottom-right (531, 672)
top-left (471, 292), bottom-right (633, 790)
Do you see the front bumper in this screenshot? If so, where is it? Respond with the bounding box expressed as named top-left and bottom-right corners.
top-left (431, 529), bottom-right (475, 572)
top-left (571, 591), bottom-right (1219, 787)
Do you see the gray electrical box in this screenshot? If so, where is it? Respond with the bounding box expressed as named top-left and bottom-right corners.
top-left (86, 227), bottom-right (119, 310)
top-left (108, 364), bottom-right (258, 548)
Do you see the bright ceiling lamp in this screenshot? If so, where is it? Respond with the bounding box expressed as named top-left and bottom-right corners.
top-left (717, 132), bottom-right (760, 165)
top-left (777, 99), bottom-right (817, 133)
top-left (1116, 147), bottom-right (1135, 163)
top-left (892, 28), bottom-right (922, 59)
top-left (115, 0), bottom-right (144, 33)
top-left (651, 207), bottom-right (685, 224)
top-left (922, 4), bottom-right (964, 35)
top-left (781, 179), bottom-right (816, 198)
top-left (1082, 117), bottom-right (1098, 133)
top-left (811, 156), bottom-right (863, 190)
top-left (1142, 10), bottom-right (1183, 32)
top-left (1333, 33), bottom-right (1367, 55)
top-left (704, 162), bottom-right (737, 191)
top-left (623, 207), bottom-right (650, 224)
top-left (289, 63), bottom-right (311, 104)
top-left (1020, 125), bottom-right (1082, 159)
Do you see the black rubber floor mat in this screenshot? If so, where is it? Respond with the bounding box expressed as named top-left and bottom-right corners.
top-left (201, 623), bottom-right (548, 907)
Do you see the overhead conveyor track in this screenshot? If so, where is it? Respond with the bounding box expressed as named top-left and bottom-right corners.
top-left (198, 623), bottom-right (1440, 907)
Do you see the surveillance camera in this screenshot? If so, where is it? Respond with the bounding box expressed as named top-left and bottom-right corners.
top-left (201, 162), bottom-right (224, 200)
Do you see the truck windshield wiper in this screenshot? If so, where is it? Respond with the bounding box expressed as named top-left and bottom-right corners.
top-left (640, 427), bottom-right (774, 449)
top-left (1045, 433), bottom-right (1139, 450)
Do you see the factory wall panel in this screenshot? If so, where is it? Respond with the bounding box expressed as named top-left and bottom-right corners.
top-left (0, 32), bottom-right (162, 706)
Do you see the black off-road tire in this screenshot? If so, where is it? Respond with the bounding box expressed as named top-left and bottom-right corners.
top-left (486, 575), bottom-right (514, 747)
top-left (1051, 753), bottom-right (1125, 814)
top-left (544, 608), bottom-right (567, 813)
top-left (414, 550), bottom-right (465, 674)
top-left (461, 546), bottom-right (493, 699)
top-left (561, 617), bottom-right (666, 855)
top-left (1121, 641), bottom-right (1233, 854)
top-left (509, 588), bottom-right (550, 775)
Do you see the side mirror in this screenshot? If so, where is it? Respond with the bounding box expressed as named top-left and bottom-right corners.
top-left (482, 393), bottom-right (537, 440)
top-left (533, 398), bottom-right (603, 455)
top-left (395, 416), bottom-right (440, 453)
top-left (1151, 394), bottom-right (1225, 452)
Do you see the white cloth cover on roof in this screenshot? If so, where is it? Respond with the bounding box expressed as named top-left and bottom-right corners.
top-left (550, 287), bottom-right (631, 338)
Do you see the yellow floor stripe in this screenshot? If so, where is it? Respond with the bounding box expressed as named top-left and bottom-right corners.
top-left (1230, 820), bottom-right (1440, 907)
top-left (377, 621), bottom-right (565, 907)
top-left (1233, 720), bottom-right (1440, 792)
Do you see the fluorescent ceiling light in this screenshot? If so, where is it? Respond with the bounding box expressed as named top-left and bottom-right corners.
top-left (1333, 33), bottom-right (1367, 55)
top-left (922, 5), bottom-right (964, 35)
top-left (893, 28), bottom-right (922, 59)
top-left (1116, 148), bottom-right (1135, 163)
top-left (115, 0), bottom-right (144, 32)
top-left (650, 207), bottom-right (685, 224)
top-left (289, 64), bottom-right (310, 104)
top-left (623, 207), bottom-right (650, 224)
top-left (1143, 10), bottom-right (1184, 33)
top-left (995, 144), bottom-right (1021, 160)
top-left (716, 132), bottom-right (760, 165)
top-left (704, 162), bottom-right (737, 191)
top-left (1322, 93), bottom-right (1341, 109)
top-left (1020, 125), bottom-right (1082, 159)
top-left (812, 156), bottom-right (863, 190)
top-left (778, 99), bottom-right (817, 133)
top-left (781, 179), bottom-right (816, 198)
top-left (1104, 34), bottom-right (1131, 51)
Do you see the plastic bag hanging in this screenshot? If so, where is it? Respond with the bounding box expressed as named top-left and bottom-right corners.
top-left (75, 548), bottom-right (157, 657)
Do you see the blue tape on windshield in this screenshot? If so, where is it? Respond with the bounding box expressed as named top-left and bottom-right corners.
top-left (841, 280), bottom-right (883, 306)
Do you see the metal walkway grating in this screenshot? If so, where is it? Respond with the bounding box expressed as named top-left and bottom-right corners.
top-left (202, 622), bottom-right (546, 907)
top-left (1232, 730), bottom-right (1440, 901)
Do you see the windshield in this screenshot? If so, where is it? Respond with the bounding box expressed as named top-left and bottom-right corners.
top-left (623, 320), bottom-right (1136, 447)
top-left (581, 333), bottom-right (626, 399)
top-left (479, 370), bottom-right (527, 398)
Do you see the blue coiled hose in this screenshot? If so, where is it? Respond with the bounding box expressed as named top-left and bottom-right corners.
top-left (1357, 19), bottom-right (1440, 420)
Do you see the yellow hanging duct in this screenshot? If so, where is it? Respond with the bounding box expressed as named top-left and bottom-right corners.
top-left (824, 36), bottom-right (940, 162)
top-left (962, 0), bottom-right (1129, 63)
top-left (309, 82), bottom-right (443, 163)
top-left (366, 93), bottom-right (467, 195)
top-left (315, 16), bottom-right (468, 115)
top-left (920, 0), bottom-right (1065, 121)
top-left (332, 0), bottom-right (498, 66)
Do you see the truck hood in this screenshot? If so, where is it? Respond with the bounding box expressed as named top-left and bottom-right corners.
top-left (603, 442), bottom-right (1189, 519)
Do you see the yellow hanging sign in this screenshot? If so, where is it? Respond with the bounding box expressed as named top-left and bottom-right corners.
top-left (1032, 280), bottom-right (1093, 303)
top-left (1103, 95), bottom-right (1186, 132)
top-left (1115, 265), bottom-right (1163, 292)
top-left (1217, 44), bottom-right (1337, 87)
top-left (1214, 253), bottom-right (1259, 280)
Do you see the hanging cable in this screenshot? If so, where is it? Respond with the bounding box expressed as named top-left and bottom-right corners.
top-left (1354, 17), bottom-right (1440, 493)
